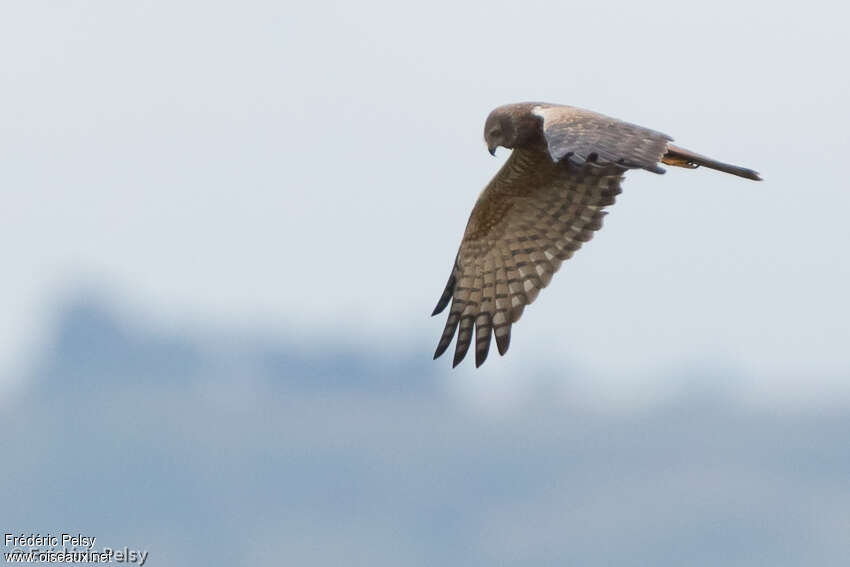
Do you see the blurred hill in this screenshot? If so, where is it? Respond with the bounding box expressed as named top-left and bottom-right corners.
top-left (3, 292), bottom-right (850, 566)
top-left (30, 293), bottom-right (438, 397)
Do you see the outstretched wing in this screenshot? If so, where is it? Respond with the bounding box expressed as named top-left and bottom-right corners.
top-left (432, 148), bottom-right (624, 367)
top-left (533, 105), bottom-right (672, 174)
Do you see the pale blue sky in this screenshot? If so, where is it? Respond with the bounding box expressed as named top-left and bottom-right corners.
top-left (2, 1), bottom-right (848, 403)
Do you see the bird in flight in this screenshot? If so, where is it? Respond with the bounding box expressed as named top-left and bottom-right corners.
top-left (432, 102), bottom-right (761, 368)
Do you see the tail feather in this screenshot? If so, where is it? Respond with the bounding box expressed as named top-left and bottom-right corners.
top-left (662, 144), bottom-right (762, 181)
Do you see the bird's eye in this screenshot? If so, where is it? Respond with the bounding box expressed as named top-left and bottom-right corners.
top-left (489, 129), bottom-right (502, 138)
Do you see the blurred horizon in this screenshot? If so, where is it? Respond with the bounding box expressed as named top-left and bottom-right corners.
top-left (3, 288), bottom-right (850, 566)
top-left (7, 284), bottom-right (850, 414)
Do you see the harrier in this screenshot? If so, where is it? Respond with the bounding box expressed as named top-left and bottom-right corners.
top-left (432, 102), bottom-right (760, 368)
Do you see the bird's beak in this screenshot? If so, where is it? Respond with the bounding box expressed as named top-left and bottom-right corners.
top-left (488, 145), bottom-right (496, 156)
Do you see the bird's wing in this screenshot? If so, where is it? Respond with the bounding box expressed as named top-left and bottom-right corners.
top-left (533, 105), bottom-right (672, 174)
top-left (432, 148), bottom-right (624, 367)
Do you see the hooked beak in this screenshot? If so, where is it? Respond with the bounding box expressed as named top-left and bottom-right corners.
top-left (488, 145), bottom-right (497, 156)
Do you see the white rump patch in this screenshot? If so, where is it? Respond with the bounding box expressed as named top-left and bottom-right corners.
top-left (531, 106), bottom-right (552, 121)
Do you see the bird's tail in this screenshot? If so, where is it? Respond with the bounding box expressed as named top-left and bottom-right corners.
top-left (662, 144), bottom-right (762, 181)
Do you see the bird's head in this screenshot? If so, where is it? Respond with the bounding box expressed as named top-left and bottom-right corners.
top-left (483, 103), bottom-right (542, 156)
top-left (483, 108), bottom-right (516, 156)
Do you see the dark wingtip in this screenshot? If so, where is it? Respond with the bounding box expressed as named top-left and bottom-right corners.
top-left (433, 341), bottom-right (449, 360)
top-left (475, 348), bottom-right (488, 368)
top-left (432, 295), bottom-right (450, 316)
top-left (495, 332), bottom-right (510, 356)
top-left (432, 270), bottom-right (456, 316)
top-left (434, 331), bottom-right (454, 359)
top-left (452, 351), bottom-right (464, 368)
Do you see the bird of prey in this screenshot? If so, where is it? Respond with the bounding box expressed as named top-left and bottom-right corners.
top-left (432, 102), bottom-right (761, 368)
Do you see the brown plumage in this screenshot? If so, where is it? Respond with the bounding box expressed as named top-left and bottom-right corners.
top-left (432, 102), bottom-right (761, 368)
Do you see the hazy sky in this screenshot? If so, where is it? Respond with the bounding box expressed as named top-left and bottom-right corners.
top-left (2, 1), bottom-right (848, 399)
